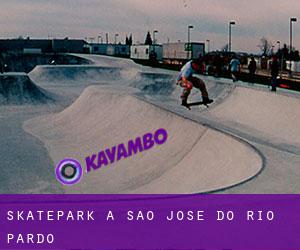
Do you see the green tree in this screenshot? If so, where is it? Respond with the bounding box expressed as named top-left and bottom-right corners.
top-left (129, 34), bottom-right (133, 45)
top-left (145, 31), bottom-right (152, 45)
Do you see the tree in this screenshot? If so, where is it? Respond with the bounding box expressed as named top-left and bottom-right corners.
top-left (291, 50), bottom-right (300, 61)
top-left (128, 34), bottom-right (133, 45)
top-left (144, 31), bottom-right (152, 45)
top-left (258, 37), bottom-right (272, 56)
top-left (125, 34), bottom-right (133, 45)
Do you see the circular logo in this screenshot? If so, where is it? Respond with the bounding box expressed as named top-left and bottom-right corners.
top-left (55, 158), bottom-right (83, 185)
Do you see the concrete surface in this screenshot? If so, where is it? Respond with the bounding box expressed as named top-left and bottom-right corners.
top-left (0, 54), bottom-right (299, 194)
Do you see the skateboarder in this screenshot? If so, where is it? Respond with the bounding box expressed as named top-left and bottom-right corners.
top-left (176, 59), bottom-right (212, 108)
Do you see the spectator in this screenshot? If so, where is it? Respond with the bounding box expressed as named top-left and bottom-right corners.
top-left (270, 56), bottom-right (279, 92)
top-left (149, 50), bottom-right (157, 63)
top-left (230, 55), bottom-right (240, 82)
top-left (213, 54), bottom-right (222, 77)
top-left (248, 57), bottom-right (257, 82)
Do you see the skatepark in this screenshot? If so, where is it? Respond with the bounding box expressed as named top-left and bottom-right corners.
top-left (1, 54), bottom-right (300, 194)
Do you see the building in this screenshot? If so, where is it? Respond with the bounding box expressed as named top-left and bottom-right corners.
top-left (51, 39), bottom-right (86, 53)
top-left (0, 38), bottom-right (87, 53)
top-left (163, 42), bottom-right (205, 64)
top-left (87, 43), bottom-right (130, 57)
top-left (286, 61), bottom-right (300, 73)
top-left (130, 45), bottom-right (163, 61)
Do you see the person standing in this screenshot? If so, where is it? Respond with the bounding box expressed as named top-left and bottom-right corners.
top-left (248, 57), bottom-right (257, 82)
top-left (229, 55), bottom-right (240, 82)
top-left (270, 56), bottom-right (279, 92)
top-left (213, 54), bottom-right (222, 77)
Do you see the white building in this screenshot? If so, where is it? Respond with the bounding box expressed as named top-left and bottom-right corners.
top-left (23, 48), bottom-right (42, 54)
top-left (163, 42), bottom-right (205, 63)
top-left (130, 45), bottom-right (163, 61)
top-left (286, 61), bottom-right (300, 73)
top-left (87, 43), bottom-right (130, 57)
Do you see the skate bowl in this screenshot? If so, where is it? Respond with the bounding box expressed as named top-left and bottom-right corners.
top-left (210, 87), bottom-right (300, 146)
top-left (68, 54), bottom-right (177, 90)
top-left (0, 73), bottom-right (51, 105)
top-left (29, 65), bottom-right (123, 84)
top-left (29, 62), bottom-right (177, 96)
top-left (131, 72), bottom-right (176, 95)
top-left (73, 53), bottom-right (142, 69)
top-left (24, 85), bottom-right (263, 194)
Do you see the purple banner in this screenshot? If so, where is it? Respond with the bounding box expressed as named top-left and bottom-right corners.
top-left (0, 194), bottom-right (299, 250)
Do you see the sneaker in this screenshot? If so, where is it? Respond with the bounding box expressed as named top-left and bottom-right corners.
top-left (181, 100), bottom-right (188, 106)
top-left (202, 97), bottom-right (213, 104)
top-left (181, 100), bottom-right (191, 110)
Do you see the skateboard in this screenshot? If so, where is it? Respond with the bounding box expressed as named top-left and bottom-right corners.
top-left (182, 100), bottom-right (214, 110)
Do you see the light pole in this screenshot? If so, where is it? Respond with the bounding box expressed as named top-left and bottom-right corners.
top-left (289, 17), bottom-right (297, 77)
top-left (277, 41), bottom-right (283, 78)
top-left (229, 21), bottom-right (236, 52)
top-left (153, 30), bottom-right (158, 54)
top-left (188, 25), bottom-right (194, 59)
top-left (206, 39), bottom-right (210, 53)
top-left (114, 34), bottom-right (119, 45)
top-left (98, 35), bottom-right (103, 44)
top-left (153, 30), bottom-right (158, 45)
top-left (106, 33), bottom-right (109, 44)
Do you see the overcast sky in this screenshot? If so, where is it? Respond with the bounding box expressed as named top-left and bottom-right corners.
top-left (0, 0), bottom-right (299, 53)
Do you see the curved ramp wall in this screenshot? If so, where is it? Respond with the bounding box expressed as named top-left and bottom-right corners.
top-left (0, 73), bottom-right (51, 104)
top-left (24, 86), bottom-right (262, 194)
top-left (211, 87), bottom-right (300, 146)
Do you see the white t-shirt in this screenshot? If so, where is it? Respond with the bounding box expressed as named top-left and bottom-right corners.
top-left (177, 61), bottom-right (195, 81)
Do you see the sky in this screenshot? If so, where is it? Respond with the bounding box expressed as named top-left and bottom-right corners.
top-left (0, 0), bottom-right (299, 53)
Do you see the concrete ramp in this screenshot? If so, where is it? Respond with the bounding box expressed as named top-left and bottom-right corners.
top-left (74, 54), bottom-right (142, 69)
top-left (0, 73), bottom-right (51, 105)
top-left (24, 86), bottom-right (262, 194)
top-left (211, 87), bottom-right (300, 146)
top-left (29, 60), bottom-right (176, 93)
top-left (29, 65), bottom-right (123, 84)
top-left (131, 72), bottom-right (176, 95)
